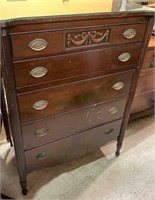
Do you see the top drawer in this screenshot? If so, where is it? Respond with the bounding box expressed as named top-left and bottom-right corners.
top-left (11, 23), bottom-right (146, 60)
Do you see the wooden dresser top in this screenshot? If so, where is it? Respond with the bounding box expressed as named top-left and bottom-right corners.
top-left (1, 0), bottom-right (154, 22)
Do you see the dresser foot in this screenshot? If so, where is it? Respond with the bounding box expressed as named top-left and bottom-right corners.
top-left (21, 181), bottom-right (28, 195)
top-left (115, 151), bottom-right (120, 157)
top-left (115, 142), bottom-right (122, 157)
top-left (22, 188), bottom-right (28, 195)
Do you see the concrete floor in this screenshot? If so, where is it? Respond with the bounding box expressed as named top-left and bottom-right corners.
top-left (0, 115), bottom-right (155, 200)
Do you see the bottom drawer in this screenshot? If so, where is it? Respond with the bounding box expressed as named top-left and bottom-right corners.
top-left (25, 119), bottom-right (122, 172)
top-left (131, 91), bottom-right (155, 114)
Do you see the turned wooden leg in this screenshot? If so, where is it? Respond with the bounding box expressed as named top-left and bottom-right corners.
top-left (20, 181), bottom-right (28, 195)
top-left (1, 80), bottom-right (13, 147)
top-left (115, 141), bottom-right (122, 157)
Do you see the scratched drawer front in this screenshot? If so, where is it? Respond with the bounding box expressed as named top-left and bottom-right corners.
top-left (25, 119), bottom-right (122, 172)
top-left (14, 45), bottom-right (140, 89)
top-left (131, 91), bottom-right (155, 114)
top-left (22, 97), bottom-right (127, 149)
top-left (135, 69), bottom-right (155, 95)
top-left (11, 23), bottom-right (146, 60)
top-left (18, 70), bottom-right (133, 123)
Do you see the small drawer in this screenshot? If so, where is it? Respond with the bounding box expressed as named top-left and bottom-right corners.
top-left (18, 70), bottom-right (134, 123)
top-left (135, 68), bottom-right (155, 95)
top-left (11, 23), bottom-right (146, 60)
top-left (110, 23), bottom-right (146, 45)
top-left (131, 91), bottom-right (155, 114)
top-left (25, 119), bottom-right (122, 172)
top-left (11, 31), bottom-right (63, 60)
top-left (22, 97), bottom-right (127, 149)
top-left (14, 44), bottom-right (140, 89)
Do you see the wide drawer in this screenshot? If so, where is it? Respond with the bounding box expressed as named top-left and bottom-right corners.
top-left (18, 70), bottom-right (134, 123)
top-left (131, 91), bottom-right (155, 114)
top-left (135, 68), bottom-right (155, 95)
top-left (14, 45), bottom-right (140, 89)
top-left (11, 23), bottom-right (146, 60)
top-left (22, 97), bottom-right (127, 149)
top-left (25, 119), bottom-right (122, 172)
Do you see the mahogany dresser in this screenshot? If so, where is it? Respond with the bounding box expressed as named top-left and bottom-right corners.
top-left (131, 33), bottom-right (155, 118)
top-left (1, 1), bottom-right (154, 195)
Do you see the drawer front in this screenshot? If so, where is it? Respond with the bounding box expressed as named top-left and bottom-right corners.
top-left (22, 97), bottom-right (127, 149)
top-left (14, 45), bottom-right (140, 89)
top-left (18, 70), bottom-right (133, 123)
top-left (135, 69), bottom-right (155, 95)
top-left (131, 91), bottom-right (155, 114)
top-left (25, 119), bottom-right (122, 172)
top-left (11, 23), bottom-right (146, 60)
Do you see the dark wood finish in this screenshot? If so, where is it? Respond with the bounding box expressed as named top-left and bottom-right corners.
top-left (22, 97), bottom-right (127, 149)
top-left (25, 119), bottom-right (122, 172)
top-left (9, 15), bottom-right (147, 33)
top-left (14, 45), bottom-right (140, 89)
top-left (11, 23), bottom-right (146, 60)
top-left (116, 16), bottom-right (154, 157)
top-left (18, 70), bottom-right (133, 123)
top-left (1, 11), bottom-right (154, 195)
top-left (1, 28), bottom-right (27, 195)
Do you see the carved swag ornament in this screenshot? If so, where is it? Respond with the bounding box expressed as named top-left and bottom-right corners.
top-left (66, 29), bottom-right (110, 48)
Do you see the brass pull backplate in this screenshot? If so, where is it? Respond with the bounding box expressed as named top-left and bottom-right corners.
top-left (118, 52), bottom-right (131, 62)
top-left (104, 128), bottom-right (114, 135)
top-left (32, 100), bottom-right (48, 110)
top-left (36, 151), bottom-right (49, 160)
top-left (112, 82), bottom-right (124, 91)
top-left (30, 67), bottom-right (48, 78)
top-left (108, 107), bottom-right (119, 115)
top-left (28, 38), bottom-right (48, 51)
top-left (35, 128), bottom-right (49, 137)
top-left (123, 29), bottom-right (136, 39)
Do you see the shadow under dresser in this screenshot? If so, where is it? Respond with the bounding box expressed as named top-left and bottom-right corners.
top-left (1, 5), bottom-right (154, 195)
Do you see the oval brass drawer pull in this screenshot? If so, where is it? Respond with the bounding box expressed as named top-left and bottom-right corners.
top-left (35, 128), bottom-right (49, 137)
top-left (32, 100), bottom-right (48, 110)
top-left (28, 38), bottom-right (48, 51)
top-left (108, 107), bottom-right (119, 115)
top-left (30, 67), bottom-right (48, 78)
top-left (36, 151), bottom-right (49, 160)
top-left (112, 82), bottom-right (124, 91)
top-left (123, 29), bottom-right (136, 39)
top-left (118, 53), bottom-right (131, 62)
top-left (104, 128), bottom-right (114, 135)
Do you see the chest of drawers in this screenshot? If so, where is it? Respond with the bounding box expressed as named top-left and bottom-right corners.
top-left (1, 12), bottom-right (154, 195)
